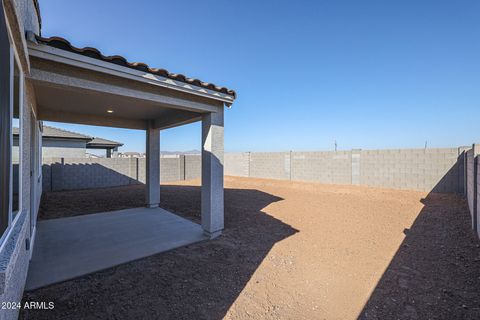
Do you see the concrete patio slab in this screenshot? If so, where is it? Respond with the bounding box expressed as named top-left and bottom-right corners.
top-left (25, 207), bottom-right (207, 290)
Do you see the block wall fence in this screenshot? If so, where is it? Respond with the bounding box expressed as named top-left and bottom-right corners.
top-left (43, 146), bottom-right (472, 193)
top-left (226, 148), bottom-right (467, 193)
top-left (42, 155), bottom-right (202, 192)
top-left (465, 144), bottom-right (480, 240)
top-left (42, 146), bottom-right (480, 239)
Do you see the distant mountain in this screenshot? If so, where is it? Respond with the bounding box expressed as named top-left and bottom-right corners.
top-left (160, 150), bottom-right (201, 155)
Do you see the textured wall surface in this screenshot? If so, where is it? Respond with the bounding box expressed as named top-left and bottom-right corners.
top-left (249, 152), bottom-right (291, 180)
top-left (225, 152), bottom-right (249, 177)
top-left (291, 151), bottom-right (352, 184)
top-left (42, 156), bottom-right (203, 191)
top-left (0, 1), bottom-right (40, 316)
top-left (477, 159), bottom-right (480, 238)
top-left (42, 139), bottom-right (87, 158)
top-left (228, 148), bottom-right (465, 193)
top-left (41, 148), bottom-right (469, 194)
top-left (185, 155), bottom-right (201, 180)
top-left (360, 148), bottom-right (462, 192)
top-left (466, 150), bottom-right (475, 217)
top-left (465, 146), bottom-right (480, 239)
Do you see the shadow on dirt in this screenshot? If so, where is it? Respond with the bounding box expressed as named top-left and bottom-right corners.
top-left (22, 184), bottom-right (298, 320)
top-left (358, 192), bottom-right (480, 319)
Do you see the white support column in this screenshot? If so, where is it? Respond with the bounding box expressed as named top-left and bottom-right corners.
top-left (146, 122), bottom-right (160, 208)
top-left (201, 108), bottom-right (224, 238)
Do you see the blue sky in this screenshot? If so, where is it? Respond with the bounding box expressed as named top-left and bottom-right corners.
top-left (40, 0), bottom-right (480, 152)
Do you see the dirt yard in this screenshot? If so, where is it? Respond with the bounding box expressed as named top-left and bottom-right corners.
top-left (21, 177), bottom-right (480, 319)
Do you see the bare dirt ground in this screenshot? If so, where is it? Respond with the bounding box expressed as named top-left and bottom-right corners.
top-left (21, 177), bottom-right (480, 319)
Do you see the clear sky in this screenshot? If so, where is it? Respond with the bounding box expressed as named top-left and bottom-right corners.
top-left (39, 0), bottom-right (480, 153)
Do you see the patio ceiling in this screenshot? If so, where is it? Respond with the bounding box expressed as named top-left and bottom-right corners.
top-left (26, 33), bottom-right (234, 130)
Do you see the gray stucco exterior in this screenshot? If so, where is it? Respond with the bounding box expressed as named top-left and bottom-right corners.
top-left (0, 1), bottom-right (230, 318)
top-left (41, 139), bottom-right (87, 158)
top-left (0, 1), bottom-right (42, 318)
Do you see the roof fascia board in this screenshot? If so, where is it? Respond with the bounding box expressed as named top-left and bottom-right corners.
top-left (43, 136), bottom-right (91, 141)
top-left (28, 42), bottom-right (235, 104)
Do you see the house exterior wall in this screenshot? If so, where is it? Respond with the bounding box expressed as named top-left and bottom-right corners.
top-left (14, 138), bottom-right (87, 159)
top-left (42, 139), bottom-right (87, 158)
top-left (0, 1), bottom-right (41, 319)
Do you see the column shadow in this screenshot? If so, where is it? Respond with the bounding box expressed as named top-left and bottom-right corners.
top-left (22, 184), bottom-right (298, 320)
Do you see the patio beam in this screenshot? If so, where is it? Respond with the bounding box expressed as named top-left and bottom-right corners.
top-left (153, 109), bottom-right (201, 130)
top-left (146, 122), bottom-right (160, 208)
top-left (201, 108), bottom-right (224, 239)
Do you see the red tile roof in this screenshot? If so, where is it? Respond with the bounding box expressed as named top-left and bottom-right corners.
top-left (34, 35), bottom-right (237, 99)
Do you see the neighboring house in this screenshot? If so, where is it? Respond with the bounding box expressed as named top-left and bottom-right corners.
top-left (13, 125), bottom-right (123, 158)
top-left (87, 136), bottom-right (123, 158)
top-left (0, 1), bottom-right (235, 319)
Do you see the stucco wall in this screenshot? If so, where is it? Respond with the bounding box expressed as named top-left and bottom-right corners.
top-left (0, 0), bottom-right (41, 312)
top-left (9, 0), bottom-right (40, 36)
top-left (42, 139), bottom-right (87, 158)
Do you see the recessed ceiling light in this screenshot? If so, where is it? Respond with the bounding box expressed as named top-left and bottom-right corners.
top-left (107, 109), bottom-right (114, 113)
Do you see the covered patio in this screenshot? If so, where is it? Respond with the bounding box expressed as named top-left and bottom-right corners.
top-left (26, 207), bottom-right (206, 290)
top-left (25, 33), bottom-right (236, 288)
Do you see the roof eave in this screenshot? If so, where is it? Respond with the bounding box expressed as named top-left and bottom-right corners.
top-left (87, 143), bottom-right (123, 148)
top-left (27, 40), bottom-right (236, 105)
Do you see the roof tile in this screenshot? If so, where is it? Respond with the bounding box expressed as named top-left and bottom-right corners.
top-left (34, 35), bottom-right (237, 99)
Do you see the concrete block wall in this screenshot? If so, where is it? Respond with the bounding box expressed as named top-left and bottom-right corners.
top-left (62, 158), bottom-right (135, 190)
top-left (249, 152), bottom-right (291, 180)
top-left (291, 151), bottom-right (352, 184)
top-left (226, 148), bottom-right (467, 193)
top-left (476, 159), bottom-right (480, 238)
top-left (42, 156), bottom-right (201, 191)
top-left (466, 150), bottom-right (475, 217)
top-left (360, 148), bottom-right (462, 192)
top-left (160, 156), bottom-right (183, 182)
top-left (185, 155), bottom-right (201, 180)
top-left (225, 152), bottom-right (250, 177)
top-left (42, 147), bottom-right (471, 195)
top-left (465, 144), bottom-right (480, 239)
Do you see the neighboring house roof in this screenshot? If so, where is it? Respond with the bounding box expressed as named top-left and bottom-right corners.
top-left (42, 126), bottom-right (92, 140)
top-left (87, 137), bottom-right (123, 148)
top-left (33, 35), bottom-right (237, 99)
top-left (13, 126), bottom-right (123, 149)
top-left (13, 125), bottom-right (91, 140)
